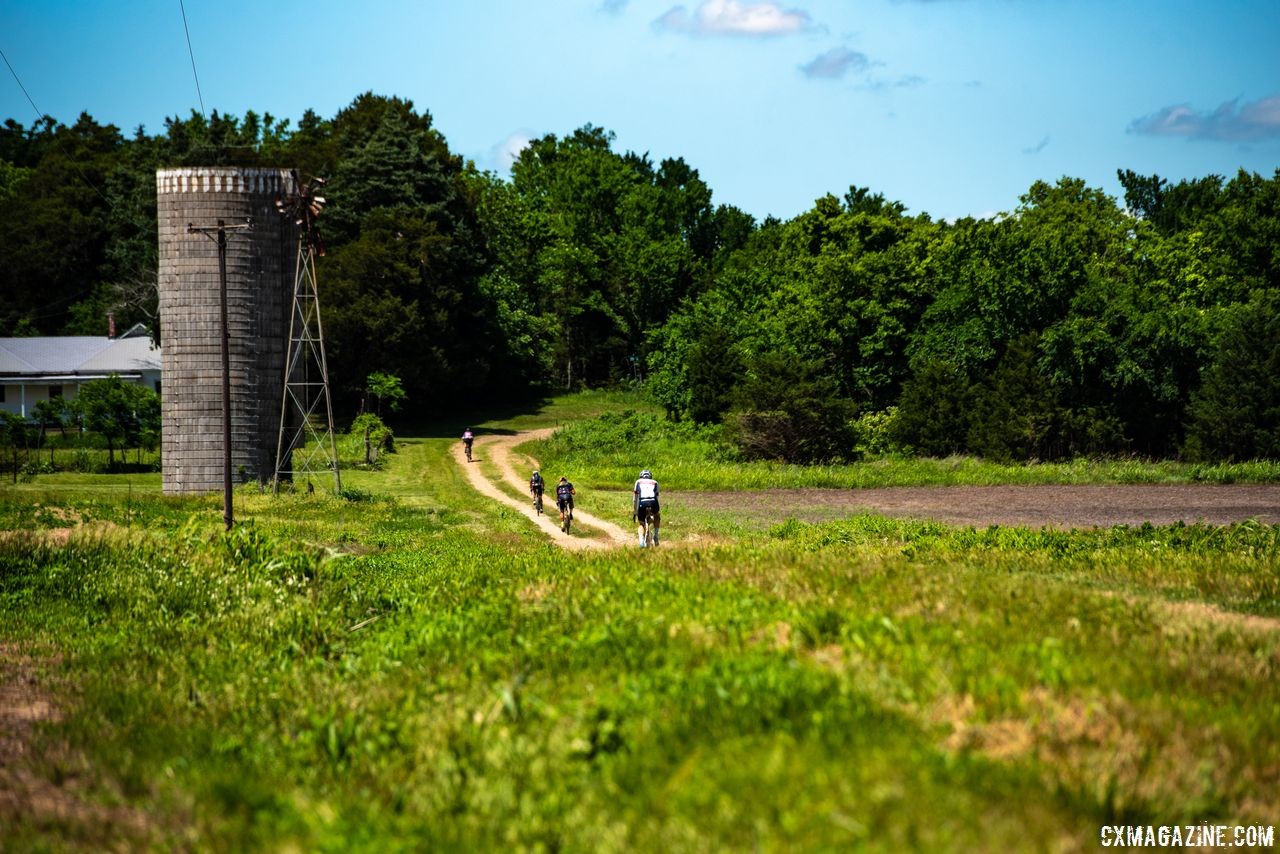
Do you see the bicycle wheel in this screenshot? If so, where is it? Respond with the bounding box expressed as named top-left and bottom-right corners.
top-left (562, 512), bottom-right (571, 534)
top-left (645, 511), bottom-right (658, 547)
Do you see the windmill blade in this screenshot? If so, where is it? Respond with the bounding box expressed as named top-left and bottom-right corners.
top-left (276, 170), bottom-right (327, 254)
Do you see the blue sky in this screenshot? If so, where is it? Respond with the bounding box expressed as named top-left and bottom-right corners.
top-left (2, 0), bottom-right (1277, 222)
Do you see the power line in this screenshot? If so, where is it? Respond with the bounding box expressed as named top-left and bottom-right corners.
top-left (0, 45), bottom-right (43, 121)
top-left (178, 0), bottom-right (206, 119)
top-left (0, 43), bottom-right (113, 207)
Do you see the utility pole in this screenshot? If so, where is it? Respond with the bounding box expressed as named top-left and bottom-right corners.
top-left (187, 218), bottom-right (252, 531)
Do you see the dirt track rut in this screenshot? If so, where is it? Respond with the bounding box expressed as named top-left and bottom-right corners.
top-left (453, 430), bottom-right (633, 551)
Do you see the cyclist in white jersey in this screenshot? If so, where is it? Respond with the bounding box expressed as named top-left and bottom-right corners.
top-left (633, 469), bottom-right (660, 546)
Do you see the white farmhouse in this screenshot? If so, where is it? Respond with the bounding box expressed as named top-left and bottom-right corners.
top-left (0, 325), bottom-right (161, 419)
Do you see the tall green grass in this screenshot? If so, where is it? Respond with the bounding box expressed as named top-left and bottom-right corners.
top-left (1, 416), bottom-right (1278, 850)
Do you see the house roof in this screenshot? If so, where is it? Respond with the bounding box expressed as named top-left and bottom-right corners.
top-left (0, 334), bottom-right (161, 380)
top-left (80, 336), bottom-right (162, 373)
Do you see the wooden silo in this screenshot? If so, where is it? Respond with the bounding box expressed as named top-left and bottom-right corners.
top-left (156, 167), bottom-right (297, 494)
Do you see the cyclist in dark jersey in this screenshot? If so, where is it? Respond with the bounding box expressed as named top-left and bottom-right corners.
top-left (555, 476), bottom-right (576, 526)
top-left (530, 470), bottom-right (545, 512)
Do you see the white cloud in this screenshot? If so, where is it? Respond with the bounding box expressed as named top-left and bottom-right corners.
top-left (653, 0), bottom-right (812, 37)
top-left (800, 47), bottom-right (869, 79)
top-left (491, 131), bottom-right (534, 173)
top-left (1129, 94), bottom-right (1280, 142)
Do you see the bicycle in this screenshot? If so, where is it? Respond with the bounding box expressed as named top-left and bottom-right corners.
top-left (533, 490), bottom-right (543, 515)
top-left (638, 506), bottom-right (658, 548)
top-left (555, 478), bottom-right (575, 534)
top-left (464, 441), bottom-right (473, 463)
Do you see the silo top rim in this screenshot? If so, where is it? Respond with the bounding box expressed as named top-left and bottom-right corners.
top-left (156, 167), bottom-right (297, 178)
top-left (156, 167), bottom-right (298, 196)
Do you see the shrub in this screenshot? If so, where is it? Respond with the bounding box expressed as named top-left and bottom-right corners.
top-left (891, 360), bottom-right (973, 457)
top-left (345, 413), bottom-right (395, 466)
top-left (1184, 291), bottom-right (1280, 462)
top-left (850, 408), bottom-right (900, 457)
top-left (726, 351), bottom-right (855, 463)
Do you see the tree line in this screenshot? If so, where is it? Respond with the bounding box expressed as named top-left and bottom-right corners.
top-left (2, 93), bottom-right (1277, 462)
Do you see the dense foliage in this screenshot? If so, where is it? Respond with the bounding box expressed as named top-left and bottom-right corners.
top-left (649, 177), bottom-right (1280, 463)
top-left (2, 96), bottom-right (1278, 459)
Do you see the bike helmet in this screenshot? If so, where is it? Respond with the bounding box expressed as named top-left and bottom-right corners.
top-left (640, 469), bottom-right (652, 479)
top-left (559, 476), bottom-right (568, 482)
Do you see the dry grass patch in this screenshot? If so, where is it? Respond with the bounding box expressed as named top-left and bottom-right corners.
top-left (0, 645), bottom-right (156, 846)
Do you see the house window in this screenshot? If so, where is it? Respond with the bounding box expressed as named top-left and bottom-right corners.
top-left (48, 385), bottom-right (63, 399)
top-left (0, 386), bottom-right (5, 403)
top-left (154, 381), bottom-right (162, 397)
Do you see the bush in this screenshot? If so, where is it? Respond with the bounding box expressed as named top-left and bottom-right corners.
top-left (345, 414), bottom-right (395, 466)
top-left (726, 351), bottom-right (855, 463)
top-left (965, 335), bottom-right (1059, 461)
top-left (891, 360), bottom-right (974, 457)
top-left (67, 448), bottom-right (97, 473)
top-left (1184, 291), bottom-right (1280, 462)
top-left (850, 408), bottom-right (900, 457)
top-left (19, 459), bottom-right (56, 476)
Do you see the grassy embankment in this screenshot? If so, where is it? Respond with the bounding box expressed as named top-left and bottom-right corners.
top-left (1, 391), bottom-right (1277, 850)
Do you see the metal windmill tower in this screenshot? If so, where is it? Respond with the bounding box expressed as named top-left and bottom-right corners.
top-left (273, 170), bottom-right (341, 493)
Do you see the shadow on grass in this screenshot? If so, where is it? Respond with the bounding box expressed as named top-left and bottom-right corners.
top-left (387, 396), bottom-right (554, 440)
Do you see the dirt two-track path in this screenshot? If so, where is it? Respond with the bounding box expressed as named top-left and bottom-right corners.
top-left (454, 430), bottom-right (1280, 550)
top-left (453, 429), bottom-right (634, 551)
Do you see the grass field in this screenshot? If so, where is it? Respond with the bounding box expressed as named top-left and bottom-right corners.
top-left (1, 392), bottom-right (1277, 851)
top-left (525, 408), bottom-right (1280, 491)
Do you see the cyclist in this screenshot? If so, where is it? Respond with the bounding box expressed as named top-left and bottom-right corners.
top-left (555, 476), bottom-right (576, 528)
top-left (633, 468), bottom-right (660, 547)
top-left (530, 469), bottom-right (545, 513)
top-left (461, 427), bottom-right (474, 461)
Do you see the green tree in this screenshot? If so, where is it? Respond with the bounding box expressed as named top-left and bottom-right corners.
top-left (0, 113), bottom-right (122, 335)
top-left (31, 396), bottom-right (69, 458)
top-left (966, 334), bottom-right (1061, 461)
top-left (685, 323), bottom-right (744, 425)
top-left (73, 376), bottom-right (160, 468)
top-left (891, 360), bottom-right (974, 457)
top-left (727, 350), bottom-right (855, 463)
top-left (317, 95), bottom-right (498, 407)
top-left (364, 371), bottom-right (406, 415)
top-left (1040, 220), bottom-right (1227, 455)
top-left (1184, 291), bottom-right (1280, 461)
top-left (494, 125), bottom-right (717, 386)
top-left (0, 411), bottom-right (32, 482)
